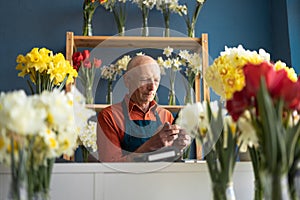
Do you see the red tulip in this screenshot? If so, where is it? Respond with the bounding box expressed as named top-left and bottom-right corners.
top-left (82, 50), bottom-right (90, 60)
top-left (72, 52), bottom-right (83, 70)
top-left (93, 58), bottom-right (102, 68)
top-left (243, 61), bottom-right (278, 97)
top-left (83, 60), bottom-right (92, 68)
top-left (226, 89), bottom-right (252, 121)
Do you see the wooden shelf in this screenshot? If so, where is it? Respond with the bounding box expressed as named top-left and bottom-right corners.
top-left (72, 35), bottom-right (202, 50)
top-left (86, 104), bottom-right (184, 113)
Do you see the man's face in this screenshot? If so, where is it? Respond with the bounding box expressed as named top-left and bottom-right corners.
top-left (125, 63), bottom-right (161, 104)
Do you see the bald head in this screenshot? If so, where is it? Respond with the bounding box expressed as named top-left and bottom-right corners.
top-left (127, 55), bottom-right (160, 72)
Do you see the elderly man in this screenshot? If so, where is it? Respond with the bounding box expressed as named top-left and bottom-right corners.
top-left (97, 55), bottom-right (190, 162)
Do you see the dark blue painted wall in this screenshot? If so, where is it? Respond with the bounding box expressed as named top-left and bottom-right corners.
top-left (0, 0), bottom-right (294, 98)
top-left (287, 0), bottom-right (300, 73)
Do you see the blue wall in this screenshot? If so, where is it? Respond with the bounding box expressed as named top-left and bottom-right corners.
top-left (0, 0), bottom-right (295, 97)
top-left (287, 0), bottom-right (300, 73)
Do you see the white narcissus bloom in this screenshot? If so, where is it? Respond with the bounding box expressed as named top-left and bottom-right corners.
top-left (237, 111), bottom-right (259, 152)
top-left (223, 115), bottom-right (236, 149)
top-left (164, 58), bottom-right (173, 69)
top-left (37, 89), bottom-right (74, 132)
top-left (163, 46), bottom-right (173, 57)
top-left (179, 50), bottom-right (190, 61)
top-left (176, 101), bottom-right (227, 145)
top-left (78, 121), bottom-right (98, 152)
top-left (101, 55), bottom-right (131, 81)
top-left (175, 102), bottom-right (204, 138)
top-left (0, 90), bottom-right (46, 135)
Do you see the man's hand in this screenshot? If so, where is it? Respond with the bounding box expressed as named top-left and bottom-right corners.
top-left (172, 129), bottom-right (191, 151)
top-left (135, 122), bottom-right (180, 153)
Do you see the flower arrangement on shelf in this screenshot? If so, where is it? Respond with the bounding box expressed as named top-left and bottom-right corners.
top-left (155, 0), bottom-right (186, 37)
top-left (16, 47), bottom-right (78, 94)
top-left (100, 0), bottom-right (128, 36)
top-left (82, 0), bottom-right (108, 36)
top-left (0, 89), bottom-right (78, 200)
top-left (157, 46), bottom-right (182, 105)
top-left (101, 54), bottom-right (131, 104)
top-left (178, 0), bottom-right (207, 37)
top-left (205, 45), bottom-right (300, 200)
top-left (131, 0), bottom-right (156, 36)
top-left (178, 49), bottom-right (202, 104)
top-left (176, 101), bottom-right (252, 200)
top-left (72, 49), bottom-right (102, 104)
top-left (157, 47), bottom-right (201, 105)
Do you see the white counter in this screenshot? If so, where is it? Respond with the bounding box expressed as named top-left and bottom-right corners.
top-left (0, 162), bottom-right (254, 200)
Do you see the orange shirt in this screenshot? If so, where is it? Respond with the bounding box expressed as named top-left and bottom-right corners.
top-left (97, 96), bottom-right (174, 162)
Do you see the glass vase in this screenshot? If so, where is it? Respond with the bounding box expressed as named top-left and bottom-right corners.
top-left (117, 26), bottom-right (125, 36)
top-left (212, 181), bottom-right (236, 200)
top-left (106, 80), bottom-right (113, 104)
top-left (164, 27), bottom-right (170, 37)
top-left (262, 172), bottom-right (291, 200)
top-left (82, 2), bottom-right (95, 36)
top-left (141, 14), bottom-right (149, 37)
top-left (187, 24), bottom-right (195, 38)
top-left (184, 87), bottom-right (194, 105)
top-left (163, 13), bottom-right (170, 37)
top-left (85, 85), bottom-right (94, 104)
top-left (8, 136), bottom-right (28, 200)
top-left (168, 70), bottom-right (176, 105)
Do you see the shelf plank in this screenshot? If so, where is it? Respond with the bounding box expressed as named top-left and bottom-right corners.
top-left (86, 104), bottom-right (183, 113)
top-left (73, 35), bottom-right (202, 51)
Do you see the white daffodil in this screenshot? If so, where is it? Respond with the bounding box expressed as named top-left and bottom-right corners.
top-left (237, 111), bottom-right (259, 152)
top-left (163, 46), bottom-right (173, 57)
top-left (176, 102), bottom-right (203, 137)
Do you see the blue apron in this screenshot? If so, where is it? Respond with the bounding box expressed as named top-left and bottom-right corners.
top-left (120, 100), bottom-right (162, 154)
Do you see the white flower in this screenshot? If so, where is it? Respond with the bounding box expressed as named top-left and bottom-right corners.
top-left (237, 111), bottom-right (259, 152)
top-left (164, 58), bottom-right (173, 69)
top-left (179, 50), bottom-right (190, 60)
top-left (163, 46), bottom-right (173, 57)
top-left (176, 101), bottom-right (227, 141)
top-left (101, 55), bottom-right (131, 81)
top-left (0, 90), bottom-right (46, 135)
top-left (176, 102), bottom-right (205, 137)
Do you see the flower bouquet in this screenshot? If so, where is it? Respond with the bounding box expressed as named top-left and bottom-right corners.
top-left (178, 49), bottom-right (202, 104)
top-left (16, 47), bottom-right (78, 94)
top-left (226, 61), bottom-right (300, 200)
top-left (157, 46), bottom-right (183, 105)
top-left (157, 47), bottom-right (201, 105)
top-left (0, 89), bottom-right (78, 200)
top-left (176, 101), bottom-right (245, 200)
top-left (178, 0), bottom-right (206, 37)
top-left (206, 45), bottom-right (300, 200)
top-left (72, 49), bottom-right (102, 104)
top-left (101, 54), bottom-right (131, 104)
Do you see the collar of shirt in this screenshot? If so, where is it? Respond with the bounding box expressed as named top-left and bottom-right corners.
top-left (124, 94), bottom-right (158, 116)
